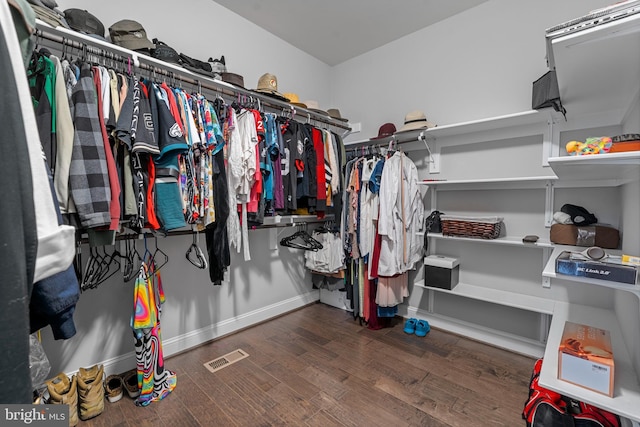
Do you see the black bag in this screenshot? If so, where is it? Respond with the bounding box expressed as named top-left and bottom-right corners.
top-left (423, 210), bottom-right (444, 254)
top-left (523, 358), bottom-right (620, 427)
top-left (150, 39), bottom-right (181, 65)
top-left (179, 52), bottom-right (214, 77)
top-left (532, 70), bottom-right (566, 120)
top-left (425, 210), bottom-right (443, 233)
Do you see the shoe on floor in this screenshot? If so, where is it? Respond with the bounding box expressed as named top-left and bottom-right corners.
top-left (77, 364), bottom-right (104, 421)
top-left (121, 369), bottom-right (140, 399)
top-left (403, 318), bottom-right (417, 334)
top-left (104, 374), bottom-right (124, 403)
top-left (46, 373), bottom-right (78, 426)
top-left (415, 319), bottom-right (431, 337)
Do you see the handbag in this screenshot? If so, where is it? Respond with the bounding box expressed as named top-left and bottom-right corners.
top-left (423, 210), bottom-right (444, 254)
top-left (532, 70), bottom-right (566, 120)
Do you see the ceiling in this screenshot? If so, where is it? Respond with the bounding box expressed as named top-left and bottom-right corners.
top-left (212, 0), bottom-right (488, 66)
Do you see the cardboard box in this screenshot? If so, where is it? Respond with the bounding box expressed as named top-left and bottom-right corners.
top-left (424, 255), bottom-right (459, 290)
top-left (558, 321), bottom-right (614, 397)
top-left (555, 251), bottom-right (638, 285)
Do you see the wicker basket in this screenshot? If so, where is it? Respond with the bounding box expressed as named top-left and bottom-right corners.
top-left (440, 215), bottom-right (503, 239)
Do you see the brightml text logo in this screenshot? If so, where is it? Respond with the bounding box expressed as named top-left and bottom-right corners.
top-left (2, 405), bottom-right (67, 426)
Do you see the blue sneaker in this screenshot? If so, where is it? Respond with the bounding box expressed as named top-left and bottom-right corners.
top-left (415, 320), bottom-right (430, 337)
top-left (403, 318), bottom-right (417, 334)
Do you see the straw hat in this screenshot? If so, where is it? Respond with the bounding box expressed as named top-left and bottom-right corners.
top-left (398, 110), bottom-right (436, 132)
top-left (303, 100), bottom-right (328, 116)
top-left (282, 93), bottom-right (307, 108)
top-left (254, 73), bottom-right (289, 101)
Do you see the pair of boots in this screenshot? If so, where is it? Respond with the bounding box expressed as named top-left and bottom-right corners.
top-left (46, 364), bottom-right (105, 426)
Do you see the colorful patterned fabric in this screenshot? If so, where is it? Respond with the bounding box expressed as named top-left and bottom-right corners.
top-left (131, 263), bottom-right (176, 406)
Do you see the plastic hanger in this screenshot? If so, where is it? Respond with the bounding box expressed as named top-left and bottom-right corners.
top-left (279, 224), bottom-right (323, 251)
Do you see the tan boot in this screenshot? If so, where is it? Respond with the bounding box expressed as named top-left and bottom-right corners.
top-left (76, 364), bottom-right (104, 421)
top-left (46, 373), bottom-right (78, 426)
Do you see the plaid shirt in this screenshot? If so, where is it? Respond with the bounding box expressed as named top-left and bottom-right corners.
top-left (68, 63), bottom-right (111, 228)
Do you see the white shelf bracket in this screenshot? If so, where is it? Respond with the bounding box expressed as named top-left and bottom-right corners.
top-left (544, 180), bottom-right (555, 227)
top-left (542, 247), bottom-right (552, 288)
top-left (425, 134), bottom-right (440, 174)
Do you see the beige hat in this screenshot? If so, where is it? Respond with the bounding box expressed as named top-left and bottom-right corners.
top-left (303, 100), bottom-right (329, 116)
top-left (327, 108), bottom-right (348, 122)
top-left (254, 73), bottom-right (289, 101)
top-left (282, 93), bottom-right (307, 108)
top-left (398, 110), bottom-right (436, 132)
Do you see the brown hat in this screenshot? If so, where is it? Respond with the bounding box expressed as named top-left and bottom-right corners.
top-left (327, 108), bottom-right (348, 122)
top-left (398, 110), bottom-right (436, 132)
top-left (221, 72), bottom-right (244, 88)
top-left (109, 19), bottom-right (154, 51)
top-left (254, 73), bottom-right (289, 101)
top-left (371, 123), bottom-right (396, 140)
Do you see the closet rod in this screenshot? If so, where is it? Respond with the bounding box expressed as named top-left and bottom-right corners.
top-left (76, 217), bottom-right (332, 244)
top-left (344, 128), bottom-right (429, 151)
top-left (34, 23), bottom-right (352, 135)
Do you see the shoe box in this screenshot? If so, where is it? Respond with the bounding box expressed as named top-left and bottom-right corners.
top-left (558, 321), bottom-right (614, 397)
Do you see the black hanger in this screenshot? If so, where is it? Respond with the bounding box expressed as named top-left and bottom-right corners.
top-left (151, 235), bottom-right (169, 271)
top-left (280, 224), bottom-right (323, 251)
top-left (186, 231), bottom-right (208, 269)
top-left (123, 238), bottom-right (143, 282)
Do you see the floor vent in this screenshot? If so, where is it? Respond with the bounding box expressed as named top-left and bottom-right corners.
top-left (203, 349), bottom-right (249, 373)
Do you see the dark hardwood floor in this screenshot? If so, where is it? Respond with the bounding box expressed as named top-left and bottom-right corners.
top-left (80, 302), bottom-right (534, 426)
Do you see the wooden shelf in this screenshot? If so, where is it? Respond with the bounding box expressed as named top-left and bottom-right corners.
top-left (539, 302), bottom-right (640, 422)
top-left (542, 245), bottom-right (640, 294)
top-left (548, 152), bottom-right (640, 185)
top-left (426, 233), bottom-right (554, 249)
top-left (413, 280), bottom-right (555, 315)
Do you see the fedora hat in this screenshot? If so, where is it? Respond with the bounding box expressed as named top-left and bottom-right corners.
top-left (398, 110), bottom-right (436, 132)
top-left (282, 93), bottom-right (307, 108)
top-left (303, 100), bottom-right (328, 116)
top-left (254, 73), bottom-right (289, 102)
top-left (327, 108), bottom-right (348, 122)
top-left (371, 123), bottom-right (396, 140)
top-left (221, 72), bottom-right (244, 88)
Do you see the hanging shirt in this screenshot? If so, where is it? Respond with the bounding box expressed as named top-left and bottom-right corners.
top-left (377, 151), bottom-right (424, 276)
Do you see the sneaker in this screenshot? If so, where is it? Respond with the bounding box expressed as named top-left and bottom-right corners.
top-left (46, 373), bottom-right (78, 426)
top-left (415, 319), bottom-right (431, 337)
top-left (77, 364), bottom-right (104, 421)
top-left (403, 318), bottom-right (417, 334)
top-left (104, 375), bottom-right (124, 403)
top-left (121, 369), bottom-right (140, 399)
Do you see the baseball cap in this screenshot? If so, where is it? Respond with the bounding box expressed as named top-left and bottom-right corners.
top-left (64, 9), bottom-right (105, 39)
top-left (109, 19), bottom-right (154, 51)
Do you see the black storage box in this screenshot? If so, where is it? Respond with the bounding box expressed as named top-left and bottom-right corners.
top-left (424, 255), bottom-right (459, 290)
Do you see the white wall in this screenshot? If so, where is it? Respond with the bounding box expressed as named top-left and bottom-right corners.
top-left (55, 0), bottom-right (333, 105)
top-left (331, 0), bottom-right (612, 142)
top-left (42, 0), bottom-right (332, 376)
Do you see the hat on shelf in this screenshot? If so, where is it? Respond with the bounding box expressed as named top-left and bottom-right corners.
top-left (222, 72), bottom-right (244, 88)
top-left (398, 110), bottom-right (436, 132)
top-left (303, 100), bottom-right (329, 116)
top-left (254, 73), bottom-right (289, 101)
top-left (109, 19), bottom-right (155, 51)
top-left (28, 0), bottom-right (69, 29)
top-left (64, 9), bottom-right (105, 40)
top-left (282, 93), bottom-right (307, 108)
top-left (371, 123), bottom-right (396, 140)
top-left (327, 108), bottom-right (348, 122)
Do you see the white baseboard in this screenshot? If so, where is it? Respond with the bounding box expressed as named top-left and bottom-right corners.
top-left (92, 290), bottom-right (320, 377)
top-left (405, 305), bottom-right (545, 358)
